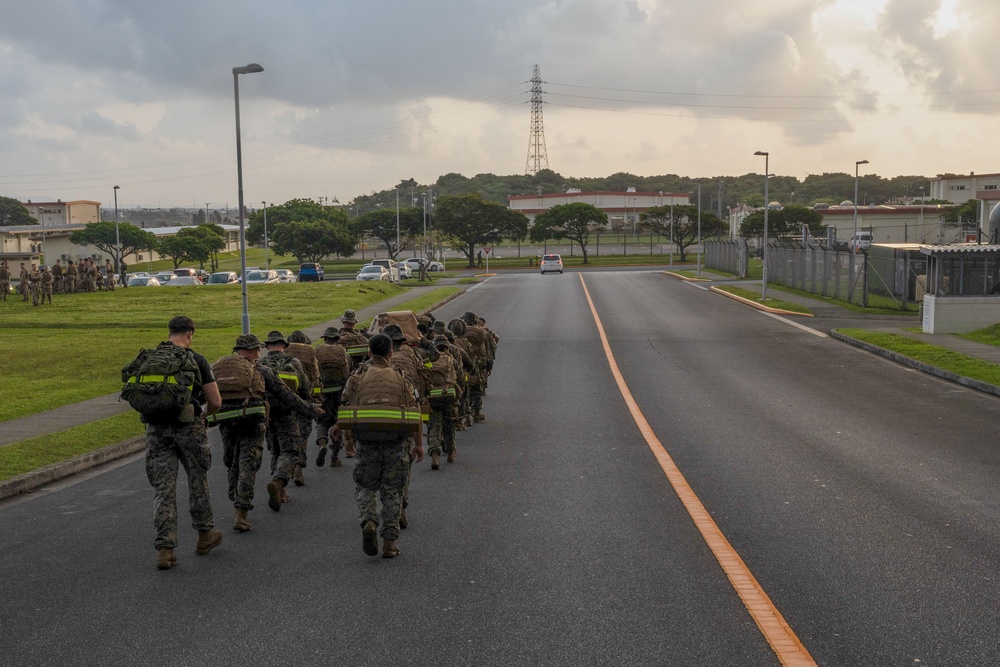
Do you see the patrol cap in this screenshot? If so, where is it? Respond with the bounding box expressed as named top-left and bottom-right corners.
top-left (264, 330), bottom-right (288, 345)
top-left (234, 334), bottom-right (264, 350)
top-left (321, 326), bottom-right (341, 340)
top-left (382, 324), bottom-right (406, 342)
top-left (341, 309), bottom-right (358, 324)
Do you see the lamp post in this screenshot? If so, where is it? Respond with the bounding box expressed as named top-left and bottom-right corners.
top-left (395, 187), bottom-right (400, 260)
top-left (696, 182), bottom-right (702, 277)
top-left (113, 185), bottom-right (121, 277)
top-left (754, 151), bottom-right (769, 299)
top-left (261, 201), bottom-right (269, 271)
top-left (854, 160), bottom-right (869, 251)
top-left (669, 195), bottom-right (674, 271)
top-left (232, 62), bottom-right (263, 335)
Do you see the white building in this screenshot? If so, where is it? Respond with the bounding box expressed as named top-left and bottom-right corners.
top-left (507, 190), bottom-right (690, 229)
top-left (928, 172), bottom-right (1000, 205)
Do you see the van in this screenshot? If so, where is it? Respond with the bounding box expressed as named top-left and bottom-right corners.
top-left (851, 232), bottom-right (873, 252)
top-left (370, 259), bottom-right (399, 282)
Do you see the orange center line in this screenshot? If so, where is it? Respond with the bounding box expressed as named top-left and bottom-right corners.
top-left (578, 273), bottom-right (817, 667)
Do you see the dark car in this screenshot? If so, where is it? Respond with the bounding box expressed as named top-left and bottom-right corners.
top-left (299, 263), bottom-right (325, 282)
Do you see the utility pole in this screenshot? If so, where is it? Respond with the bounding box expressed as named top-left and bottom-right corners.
top-left (524, 65), bottom-right (549, 175)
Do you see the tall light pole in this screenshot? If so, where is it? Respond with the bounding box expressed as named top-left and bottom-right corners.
top-left (422, 191), bottom-right (428, 259)
top-left (262, 201), bottom-right (269, 271)
top-left (232, 62), bottom-right (263, 335)
top-left (754, 151), bottom-right (769, 299)
top-left (113, 185), bottom-right (121, 276)
top-left (854, 160), bottom-right (869, 251)
top-left (669, 194), bottom-right (674, 271)
top-left (395, 187), bottom-right (400, 260)
top-left (696, 182), bottom-right (702, 277)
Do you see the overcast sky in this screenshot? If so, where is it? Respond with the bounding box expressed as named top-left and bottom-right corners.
top-left (1, 0), bottom-right (997, 209)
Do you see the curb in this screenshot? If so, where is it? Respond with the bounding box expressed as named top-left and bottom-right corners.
top-left (830, 330), bottom-right (1000, 398)
top-left (0, 289), bottom-right (469, 501)
top-left (0, 435), bottom-right (146, 501)
top-left (709, 286), bottom-right (814, 317)
top-left (662, 271), bottom-right (712, 282)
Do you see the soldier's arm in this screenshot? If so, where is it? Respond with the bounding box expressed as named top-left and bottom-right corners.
top-left (261, 365), bottom-right (317, 417)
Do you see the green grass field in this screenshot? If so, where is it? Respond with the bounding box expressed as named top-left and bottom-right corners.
top-left (0, 281), bottom-right (414, 422)
top-left (714, 285), bottom-right (812, 314)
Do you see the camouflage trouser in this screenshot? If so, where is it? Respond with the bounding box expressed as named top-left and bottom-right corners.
top-left (267, 413), bottom-right (300, 483)
top-left (314, 391), bottom-right (343, 456)
top-left (353, 438), bottom-right (409, 541)
top-left (0, 281), bottom-right (8, 300)
top-left (427, 401), bottom-right (456, 456)
top-left (144, 421), bottom-right (215, 550)
top-left (468, 383), bottom-right (483, 414)
top-left (220, 418), bottom-right (266, 511)
top-left (66, 276), bottom-right (76, 293)
top-left (295, 412), bottom-right (313, 469)
top-left (30, 283), bottom-right (39, 306)
top-left (41, 286), bottom-right (52, 304)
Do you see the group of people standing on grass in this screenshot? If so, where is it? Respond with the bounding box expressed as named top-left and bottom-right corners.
top-left (128, 307), bottom-right (499, 570)
top-left (0, 258), bottom-right (125, 306)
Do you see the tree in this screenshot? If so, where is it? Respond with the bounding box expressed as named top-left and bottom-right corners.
top-left (156, 235), bottom-right (202, 269)
top-left (433, 193), bottom-right (528, 267)
top-left (246, 199), bottom-right (353, 261)
top-left (529, 202), bottom-right (608, 264)
top-left (942, 199), bottom-right (978, 228)
top-left (175, 225), bottom-right (226, 271)
top-left (69, 221), bottom-right (157, 269)
top-left (0, 197), bottom-right (36, 226)
top-left (738, 204), bottom-right (825, 241)
top-left (639, 205), bottom-right (725, 262)
top-left (270, 219), bottom-right (356, 263)
top-left (355, 207), bottom-right (423, 259)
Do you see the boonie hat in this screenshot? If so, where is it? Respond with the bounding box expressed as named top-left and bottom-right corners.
top-left (461, 311), bottom-right (478, 325)
top-left (288, 330), bottom-right (310, 344)
top-left (233, 334), bottom-right (263, 350)
top-left (431, 320), bottom-right (447, 333)
top-left (382, 324), bottom-right (406, 342)
top-left (341, 309), bottom-right (358, 324)
top-left (264, 330), bottom-right (288, 345)
top-left (322, 326), bottom-right (341, 340)
top-left (433, 335), bottom-right (450, 349)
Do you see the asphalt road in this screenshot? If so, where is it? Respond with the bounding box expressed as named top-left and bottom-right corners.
top-left (3, 270), bottom-right (1000, 666)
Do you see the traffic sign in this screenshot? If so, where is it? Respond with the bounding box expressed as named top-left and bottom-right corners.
top-left (483, 247), bottom-right (491, 254)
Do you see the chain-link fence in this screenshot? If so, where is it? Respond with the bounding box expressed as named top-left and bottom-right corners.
top-left (766, 243), bottom-right (867, 304)
top-left (704, 239), bottom-right (749, 278)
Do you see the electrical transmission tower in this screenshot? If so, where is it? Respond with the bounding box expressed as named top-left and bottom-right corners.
top-left (524, 65), bottom-right (549, 176)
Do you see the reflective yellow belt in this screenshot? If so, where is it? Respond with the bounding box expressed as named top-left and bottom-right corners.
top-left (314, 384), bottom-right (343, 394)
top-left (277, 373), bottom-right (299, 389)
top-left (337, 407), bottom-right (422, 432)
top-left (428, 388), bottom-right (456, 398)
top-left (206, 405), bottom-right (267, 424)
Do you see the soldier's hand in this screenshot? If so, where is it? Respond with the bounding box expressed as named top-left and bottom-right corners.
top-left (314, 407), bottom-right (325, 417)
top-left (411, 441), bottom-right (424, 463)
top-left (344, 439), bottom-right (356, 458)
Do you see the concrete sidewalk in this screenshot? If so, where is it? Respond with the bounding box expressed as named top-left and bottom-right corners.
top-left (0, 283), bottom-right (458, 448)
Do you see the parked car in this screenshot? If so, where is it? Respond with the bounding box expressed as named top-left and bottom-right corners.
top-left (540, 253), bottom-right (564, 274)
top-left (397, 262), bottom-right (413, 280)
top-left (275, 269), bottom-right (297, 283)
top-left (165, 276), bottom-right (202, 287)
top-left (245, 269), bottom-right (280, 284)
top-left (127, 276), bottom-right (161, 287)
top-left (298, 263), bottom-right (325, 282)
top-left (356, 265), bottom-right (390, 282)
top-left (154, 271), bottom-right (175, 284)
top-left (126, 271), bottom-right (150, 281)
top-left (850, 232), bottom-right (873, 252)
top-left (369, 259), bottom-right (399, 282)
top-left (207, 271), bottom-right (239, 285)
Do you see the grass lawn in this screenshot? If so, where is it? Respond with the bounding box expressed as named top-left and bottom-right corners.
top-left (766, 284), bottom-right (918, 316)
top-left (0, 281), bottom-right (412, 422)
top-left (714, 285), bottom-right (813, 314)
top-left (961, 322), bottom-right (1000, 348)
top-left (0, 411), bottom-right (145, 482)
top-left (837, 328), bottom-right (1000, 386)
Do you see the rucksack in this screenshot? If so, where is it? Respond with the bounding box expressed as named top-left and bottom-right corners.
top-left (212, 354), bottom-right (265, 404)
top-left (121, 342), bottom-right (201, 422)
top-left (259, 353), bottom-right (300, 393)
top-left (315, 343), bottom-right (351, 392)
top-left (339, 365), bottom-right (420, 441)
top-left (426, 352), bottom-right (457, 405)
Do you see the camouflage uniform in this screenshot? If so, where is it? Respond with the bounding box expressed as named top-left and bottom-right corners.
top-left (145, 421), bottom-right (215, 550)
top-left (314, 326), bottom-right (352, 467)
top-left (0, 263), bottom-right (10, 300)
top-left (51, 261), bottom-right (63, 294)
top-left (40, 268), bottom-right (53, 305)
top-left (259, 332), bottom-right (311, 503)
top-left (65, 261), bottom-right (78, 293)
top-left (343, 354), bottom-right (418, 545)
top-left (28, 267), bottom-right (40, 306)
top-left (19, 264), bottom-right (29, 302)
top-left (338, 310), bottom-right (370, 461)
top-left (286, 332), bottom-right (320, 483)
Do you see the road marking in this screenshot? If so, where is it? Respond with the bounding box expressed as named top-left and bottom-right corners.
top-left (762, 312), bottom-right (828, 338)
top-left (578, 274), bottom-right (817, 667)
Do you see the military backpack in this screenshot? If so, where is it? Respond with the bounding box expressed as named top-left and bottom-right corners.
top-left (121, 343), bottom-right (201, 423)
top-left (258, 353), bottom-right (301, 393)
top-left (315, 343), bottom-right (351, 394)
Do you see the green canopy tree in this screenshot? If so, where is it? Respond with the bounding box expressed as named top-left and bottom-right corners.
top-left (433, 193), bottom-right (528, 267)
top-left (69, 221), bottom-right (158, 270)
top-left (529, 202), bottom-right (608, 264)
top-left (156, 235), bottom-right (203, 269)
top-left (270, 219), bottom-right (356, 263)
top-left (355, 207), bottom-right (424, 259)
top-left (738, 204), bottom-right (825, 240)
top-left (174, 225), bottom-right (226, 271)
top-left (0, 197), bottom-right (36, 226)
top-left (639, 205), bottom-right (725, 262)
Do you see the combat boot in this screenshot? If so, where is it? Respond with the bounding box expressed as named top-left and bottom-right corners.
top-left (267, 479), bottom-right (283, 512)
top-left (447, 447), bottom-right (456, 463)
top-left (233, 508), bottom-right (251, 532)
top-left (292, 464), bottom-right (305, 486)
top-left (473, 411), bottom-right (485, 422)
top-left (331, 456), bottom-right (342, 467)
top-left (362, 520), bottom-right (379, 556)
top-left (431, 453), bottom-right (440, 470)
top-left (195, 530), bottom-right (223, 555)
top-left (315, 437), bottom-right (328, 467)
top-left (156, 548), bottom-right (177, 570)
top-left (464, 414), bottom-right (473, 427)
top-left (382, 540), bottom-right (400, 559)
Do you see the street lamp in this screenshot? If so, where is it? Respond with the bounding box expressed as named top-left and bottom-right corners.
top-left (261, 201), bottom-right (269, 271)
top-left (113, 185), bottom-right (121, 279)
top-left (854, 160), bottom-right (869, 251)
top-left (395, 187), bottom-right (400, 260)
top-left (232, 62), bottom-right (263, 335)
top-left (696, 182), bottom-right (702, 277)
top-left (754, 151), bottom-right (769, 299)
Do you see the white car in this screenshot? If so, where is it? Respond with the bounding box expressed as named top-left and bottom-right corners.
top-left (165, 276), bottom-right (202, 287)
top-left (154, 272), bottom-right (175, 284)
top-left (369, 259), bottom-right (399, 282)
top-left (404, 257), bottom-right (444, 273)
top-left (244, 269), bottom-right (280, 284)
top-left (275, 269), bottom-right (297, 283)
top-left (127, 276), bottom-right (161, 287)
top-left (356, 265), bottom-right (390, 282)
top-left (207, 271), bottom-right (239, 285)
top-left (397, 262), bottom-right (413, 280)
top-left (540, 253), bottom-right (564, 274)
